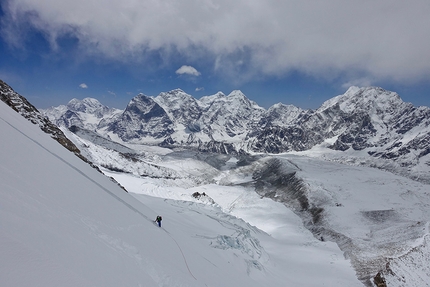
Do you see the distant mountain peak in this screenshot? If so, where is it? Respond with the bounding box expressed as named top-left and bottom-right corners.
top-left (108, 93), bottom-right (174, 141)
top-left (67, 97), bottom-right (101, 112)
top-left (227, 90), bottom-right (245, 97)
top-left (320, 86), bottom-right (405, 113)
top-left (156, 89), bottom-right (195, 103)
top-left (38, 85), bottom-right (430, 183)
top-left (199, 91), bottom-right (226, 104)
top-left (168, 88), bottom-right (186, 93)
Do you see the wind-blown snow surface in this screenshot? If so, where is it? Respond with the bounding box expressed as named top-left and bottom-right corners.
top-left (0, 102), bottom-right (361, 286)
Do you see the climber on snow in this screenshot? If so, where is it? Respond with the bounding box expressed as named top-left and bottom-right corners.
top-left (155, 215), bottom-right (162, 227)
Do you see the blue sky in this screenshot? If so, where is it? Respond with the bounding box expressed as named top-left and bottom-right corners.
top-left (1, 0), bottom-right (430, 110)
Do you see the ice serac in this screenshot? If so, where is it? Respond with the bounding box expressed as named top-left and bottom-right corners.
top-left (108, 93), bottom-right (174, 141)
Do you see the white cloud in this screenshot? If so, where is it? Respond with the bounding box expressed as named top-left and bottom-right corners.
top-left (176, 65), bottom-right (201, 76)
top-left (341, 78), bottom-right (373, 90)
top-left (195, 87), bottom-right (204, 92)
top-left (3, 0), bottom-right (430, 84)
top-left (79, 83), bottom-right (88, 89)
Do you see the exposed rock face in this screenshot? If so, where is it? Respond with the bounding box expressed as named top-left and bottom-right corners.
top-left (195, 90), bottom-right (265, 139)
top-left (0, 80), bottom-right (81, 155)
top-left (154, 89), bottom-right (202, 127)
top-left (248, 87), bottom-right (430, 180)
top-left (0, 79), bottom-right (128, 192)
top-left (108, 94), bottom-right (174, 141)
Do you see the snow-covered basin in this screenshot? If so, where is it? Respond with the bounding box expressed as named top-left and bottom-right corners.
top-left (104, 168), bottom-right (362, 286)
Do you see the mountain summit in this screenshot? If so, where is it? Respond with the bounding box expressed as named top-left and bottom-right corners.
top-left (40, 86), bottom-right (430, 183)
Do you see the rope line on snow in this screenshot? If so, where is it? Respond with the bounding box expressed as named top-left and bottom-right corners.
top-left (1, 116), bottom-right (198, 282)
top-left (163, 229), bottom-right (198, 280)
top-left (1, 116), bottom-right (154, 222)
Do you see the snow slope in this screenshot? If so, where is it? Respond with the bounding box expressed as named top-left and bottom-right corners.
top-left (0, 101), bottom-right (361, 286)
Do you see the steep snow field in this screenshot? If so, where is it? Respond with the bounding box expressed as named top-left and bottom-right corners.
top-left (0, 101), bottom-right (362, 286)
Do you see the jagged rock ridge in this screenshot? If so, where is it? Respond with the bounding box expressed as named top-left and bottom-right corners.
top-left (0, 79), bottom-right (128, 192)
top-left (0, 80), bottom-right (81, 155)
top-left (41, 85), bottom-right (430, 182)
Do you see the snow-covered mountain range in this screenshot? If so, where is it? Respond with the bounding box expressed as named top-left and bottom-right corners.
top-left (2, 79), bottom-right (430, 287)
top-left (42, 86), bottom-right (430, 183)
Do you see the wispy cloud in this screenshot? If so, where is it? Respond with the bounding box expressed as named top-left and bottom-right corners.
top-left (79, 83), bottom-right (88, 89)
top-left (176, 65), bottom-right (201, 77)
top-left (341, 78), bottom-right (373, 90)
top-left (195, 87), bottom-right (204, 92)
top-left (2, 0), bottom-right (430, 85)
